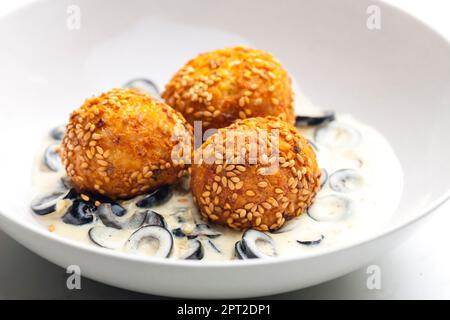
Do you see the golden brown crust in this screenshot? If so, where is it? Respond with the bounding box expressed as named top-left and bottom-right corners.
top-left (60, 88), bottom-right (193, 199)
top-left (162, 45), bottom-right (295, 132)
top-left (190, 117), bottom-right (320, 231)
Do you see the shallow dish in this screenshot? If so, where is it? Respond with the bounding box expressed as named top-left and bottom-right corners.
top-left (0, 0), bottom-right (449, 298)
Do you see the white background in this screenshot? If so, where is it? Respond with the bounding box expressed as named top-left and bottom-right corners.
top-left (0, 0), bottom-right (449, 299)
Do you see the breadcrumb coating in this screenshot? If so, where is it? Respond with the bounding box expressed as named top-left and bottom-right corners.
top-left (162, 45), bottom-right (295, 132)
top-left (190, 117), bottom-right (320, 231)
top-left (61, 88), bottom-right (193, 199)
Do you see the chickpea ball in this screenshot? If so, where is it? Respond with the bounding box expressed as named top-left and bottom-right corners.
top-left (61, 88), bottom-right (193, 199)
top-left (190, 117), bottom-right (321, 231)
top-left (162, 45), bottom-right (295, 132)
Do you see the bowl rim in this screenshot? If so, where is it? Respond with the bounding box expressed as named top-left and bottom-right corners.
top-left (0, 0), bottom-right (449, 268)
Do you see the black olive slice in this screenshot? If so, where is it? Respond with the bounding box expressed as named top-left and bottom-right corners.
top-left (295, 111), bottom-right (335, 127)
top-left (124, 78), bottom-right (160, 97)
top-left (171, 227), bottom-right (186, 238)
top-left (146, 210), bottom-right (167, 227)
top-left (50, 125), bottom-right (66, 141)
top-left (314, 122), bottom-right (361, 149)
top-left (30, 189), bottom-right (70, 215)
top-left (170, 224), bottom-right (222, 239)
top-left (320, 168), bottom-right (328, 188)
top-left (180, 240), bottom-right (204, 260)
top-left (234, 241), bottom-right (248, 260)
top-left (136, 185), bottom-right (172, 208)
top-left (97, 203), bottom-right (146, 229)
top-left (207, 240), bottom-right (221, 253)
top-left (44, 143), bottom-right (63, 172)
top-left (125, 225), bottom-right (173, 258)
top-left (88, 226), bottom-right (124, 249)
top-left (59, 177), bottom-right (73, 190)
top-left (307, 195), bottom-right (352, 222)
top-left (62, 199), bottom-right (95, 225)
top-left (241, 229), bottom-right (277, 259)
top-left (329, 169), bottom-right (363, 192)
top-left (192, 224), bottom-right (222, 238)
top-left (297, 235), bottom-right (325, 246)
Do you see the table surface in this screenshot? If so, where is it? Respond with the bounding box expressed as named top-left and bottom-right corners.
top-left (1, 0), bottom-right (449, 299)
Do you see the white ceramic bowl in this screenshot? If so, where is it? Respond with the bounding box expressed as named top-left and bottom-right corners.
top-left (0, 0), bottom-right (449, 298)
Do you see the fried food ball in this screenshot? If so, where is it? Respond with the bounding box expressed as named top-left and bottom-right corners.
top-left (61, 88), bottom-right (193, 199)
top-left (162, 45), bottom-right (295, 132)
top-left (190, 117), bottom-right (321, 231)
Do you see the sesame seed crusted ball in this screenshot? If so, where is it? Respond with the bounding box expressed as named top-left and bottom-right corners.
top-left (61, 88), bottom-right (193, 199)
top-left (162, 45), bottom-right (295, 132)
top-left (190, 117), bottom-right (321, 231)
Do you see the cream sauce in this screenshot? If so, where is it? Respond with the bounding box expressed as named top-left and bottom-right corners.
top-left (31, 112), bottom-right (403, 261)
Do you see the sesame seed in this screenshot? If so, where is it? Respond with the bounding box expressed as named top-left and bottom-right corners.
top-left (257, 205), bottom-right (264, 214)
top-left (288, 177), bottom-right (295, 187)
top-left (245, 190), bottom-right (256, 196)
top-left (268, 197), bottom-right (279, 207)
top-left (257, 168), bottom-right (267, 175)
top-left (244, 203), bottom-right (254, 210)
top-left (254, 98), bottom-right (262, 106)
top-left (236, 209), bottom-right (247, 218)
top-left (97, 159), bottom-right (108, 166)
top-left (202, 191), bottom-right (210, 197)
top-left (226, 171), bottom-right (236, 177)
top-left (83, 132), bottom-right (91, 141)
top-left (235, 181), bottom-right (244, 190)
top-left (225, 165), bottom-right (235, 171)
top-left (257, 181), bottom-right (268, 188)
top-left (262, 202), bottom-right (272, 210)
